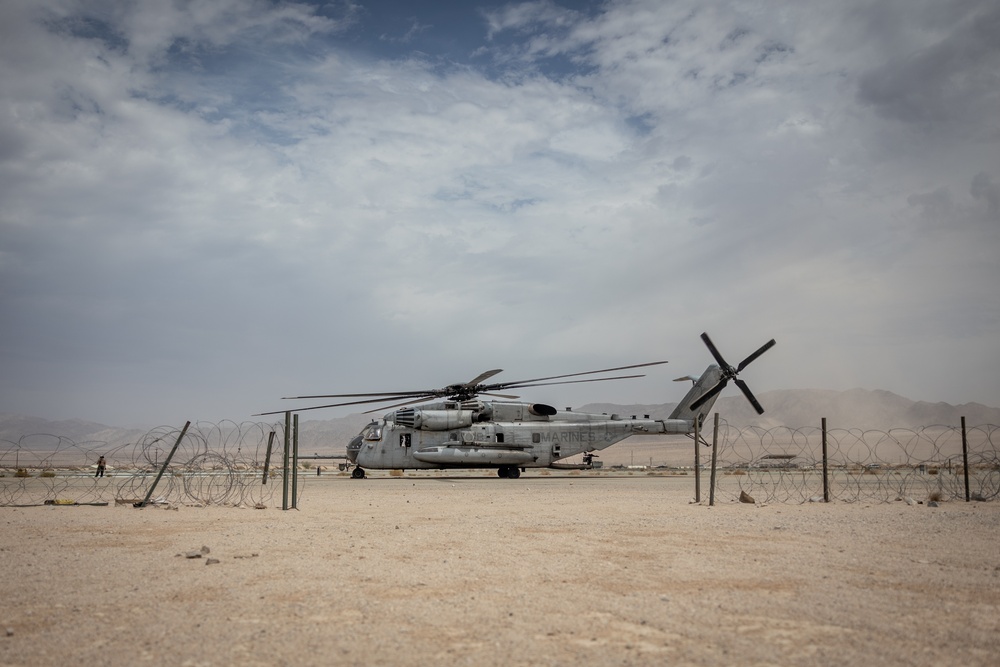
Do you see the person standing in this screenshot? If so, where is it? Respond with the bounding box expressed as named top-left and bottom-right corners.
top-left (95, 456), bottom-right (106, 478)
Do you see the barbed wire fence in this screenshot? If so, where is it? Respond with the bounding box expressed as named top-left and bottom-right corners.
top-left (706, 420), bottom-right (1000, 504)
top-left (0, 420), bottom-right (287, 508)
top-left (1, 419), bottom-right (997, 507)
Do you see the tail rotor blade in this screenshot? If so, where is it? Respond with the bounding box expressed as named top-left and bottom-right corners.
top-left (691, 334), bottom-right (775, 414)
top-left (690, 379), bottom-right (728, 411)
top-left (700, 332), bottom-right (731, 369)
top-left (736, 339), bottom-right (776, 373)
top-left (735, 378), bottom-right (765, 415)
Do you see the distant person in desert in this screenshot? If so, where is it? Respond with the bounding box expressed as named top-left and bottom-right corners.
top-left (95, 456), bottom-right (106, 478)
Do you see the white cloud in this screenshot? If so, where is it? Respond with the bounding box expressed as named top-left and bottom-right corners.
top-left (1, 0), bottom-right (998, 424)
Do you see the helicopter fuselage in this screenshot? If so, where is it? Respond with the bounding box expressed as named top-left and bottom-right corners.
top-left (256, 333), bottom-right (775, 479)
top-left (346, 399), bottom-right (696, 474)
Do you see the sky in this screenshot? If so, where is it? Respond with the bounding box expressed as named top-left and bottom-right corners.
top-left (1, 0), bottom-right (998, 427)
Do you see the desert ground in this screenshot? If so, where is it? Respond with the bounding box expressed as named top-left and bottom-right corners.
top-left (1, 472), bottom-right (998, 666)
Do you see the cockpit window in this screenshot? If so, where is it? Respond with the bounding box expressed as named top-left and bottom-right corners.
top-left (362, 423), bottom-right (382, 441)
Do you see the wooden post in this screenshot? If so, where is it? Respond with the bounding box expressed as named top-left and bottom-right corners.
top-left (262, 431), bottom-right (275, 485)
top-left (709, 412), bottom-right (719, 506)
top-left (693, 416), bottom-right (701, 503)
top-left (282, 411), bottom-right (291, 510)
top-left (822, 418), bottom-right (829, 503)
top-left (961, 416), bottom-right (970, 502)
top-left (136, 421), bottom-right (190, 508)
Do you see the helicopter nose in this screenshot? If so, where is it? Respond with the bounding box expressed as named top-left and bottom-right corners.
top-left (346, 435), bottom-right (362, 463)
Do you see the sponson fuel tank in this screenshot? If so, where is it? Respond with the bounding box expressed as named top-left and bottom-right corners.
top-left (413, 446), bottom-right (534, 465)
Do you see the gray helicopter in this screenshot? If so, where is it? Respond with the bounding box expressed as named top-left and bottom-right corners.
top-left (260, 333), bottom-right (774, 478)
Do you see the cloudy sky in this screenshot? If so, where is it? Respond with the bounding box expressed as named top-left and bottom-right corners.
top-left (2, 0), bottom-right (998, 426)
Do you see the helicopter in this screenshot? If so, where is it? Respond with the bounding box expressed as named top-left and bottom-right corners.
top-left (258, 333), bottom-right (775, 479)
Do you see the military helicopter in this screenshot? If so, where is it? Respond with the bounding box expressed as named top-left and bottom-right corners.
top-left (258, 333), bottom-right (775, 479)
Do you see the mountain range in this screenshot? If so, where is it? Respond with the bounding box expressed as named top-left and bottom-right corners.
top-left (578, 388), bottom-right (1000, 432)
top-left (3, 388), bottom-right (998, 454)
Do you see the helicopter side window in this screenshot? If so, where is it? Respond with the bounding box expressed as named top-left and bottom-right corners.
top-left (496, 433), bottom-right (504, 444)
top-left (362, 424), bottom-right (382, 441)
top-left (400, 434), bottom-right (411, 448)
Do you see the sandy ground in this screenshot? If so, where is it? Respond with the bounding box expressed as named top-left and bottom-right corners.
top-left (1, 473), bottom-right (998, 667)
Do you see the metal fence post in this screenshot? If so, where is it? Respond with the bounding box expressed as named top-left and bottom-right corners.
top-left (262, 431), bottom-right (275, 485)
top-left (136, 420), bottom-right (190, 508)
top-left (693, 416), bottom-right (701, 503)
top-left (709, 412), bottom-right (719, 506)
top-left (282, 411), bottom-right (290, 510)
top-left (822, 417), bottom-right (829, 503)
top-left (292, 413), bottom-right (299, 509)
top-left (962, 416), bottom-right (970, 502)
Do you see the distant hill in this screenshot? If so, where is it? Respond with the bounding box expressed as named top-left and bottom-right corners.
top-left (0, 415), bottom-right (118, 443)
top-left (578, 388), bottom-right (1000, 431)
top-left (3, 389), bottom-right (998, 456)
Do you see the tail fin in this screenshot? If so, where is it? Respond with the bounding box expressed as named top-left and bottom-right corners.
top-left (668, 365), bottom-right (725, 423)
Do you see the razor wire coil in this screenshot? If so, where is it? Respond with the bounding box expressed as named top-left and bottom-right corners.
top-left (1, 421), bottom-right (285, 507)
top-left (2, 420), bottom-right (997, 506)
top-left (709, 422), bottom-right (999, 504)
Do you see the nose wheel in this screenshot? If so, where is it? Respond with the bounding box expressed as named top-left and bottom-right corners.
top-left (351, 467), bottom-right (366, 479)
top-left (498, 465), bottom-right (521, 479)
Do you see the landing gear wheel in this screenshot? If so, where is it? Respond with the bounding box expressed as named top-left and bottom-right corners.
top-left (498, 466), bottom-right (521, 479)
top-left (497, 467), bottom-right (509, 478)
top-left (351, 467), bottom-right (366, 479)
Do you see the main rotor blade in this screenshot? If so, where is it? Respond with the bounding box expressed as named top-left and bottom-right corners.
top-left (489, 361), bottom-right (667, 389)
top-left (282, 390), bottom-right (436, 400)
top-left (492, 373), bottom-right (648, 391)
top-left (266, 360), bottom-right (669, 415)
top-left (736, 339), bottom-right (776, 373)
top-left (362, 394), bottom-right (440, 414)
top-left (479, 392), bottom-right (521, 400)
top-left (735, 378), bottom-right (765, 415)
top-left (689, 378), bottom-right (728, 411)
top-left (281, 371), bottom-right (506, 402)
top-left (700, 333), bottom-right (731, 370)
top-left (255, 393), bottom-right (436, 416)
top-left (465, 369), bottom-right (503, 386)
